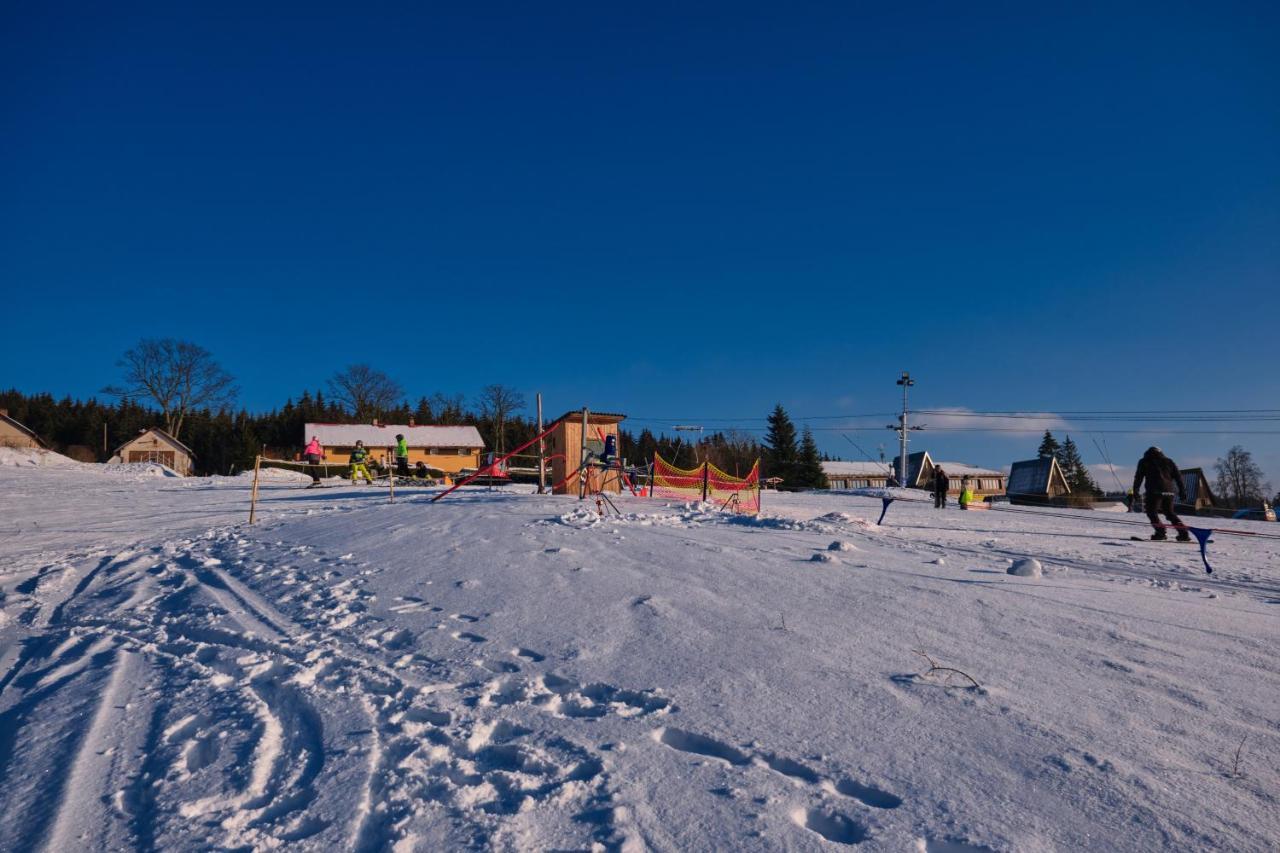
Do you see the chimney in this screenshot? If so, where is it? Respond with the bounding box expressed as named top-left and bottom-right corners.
top-left (0, 408), bottom-right (7, 418)
top-left (408, 416), bottom-right (416, 427)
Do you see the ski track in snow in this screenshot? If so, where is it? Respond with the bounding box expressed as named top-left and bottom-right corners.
top-left (0, 525), bottom-right (682, 850)
top-left (1, 469), bottom-right (1278, 851)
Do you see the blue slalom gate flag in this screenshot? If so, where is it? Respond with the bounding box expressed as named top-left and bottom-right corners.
top-left (877, 497), bottom-right (894, 526)
top-left (1188, 527), bottom-right (1214, 574)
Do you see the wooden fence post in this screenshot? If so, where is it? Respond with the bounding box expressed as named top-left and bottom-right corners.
top-left (248, 454), bottom-right (262, 524)
top-left (537, 393), bottom-right (546, 494)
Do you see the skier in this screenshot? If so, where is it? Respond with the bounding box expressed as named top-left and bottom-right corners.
top-left (958, 474), bottom-right (974, 509)
top-left (302, 435), bottom-right (324, 487)
top-left (349, 440), bottom-right (375, 485)
top-left (1132, 446), bottom-right (1189, 541)
top-left (414, 460), bottom-right (429, 479)
top-left (933, 466), bottom-right (949, 509)
top-left (885, 469), bottom-right (900, 488)
top-left (394, 433), bottom-right (410, 477)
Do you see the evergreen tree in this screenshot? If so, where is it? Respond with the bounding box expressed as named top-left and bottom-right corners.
top-left (763, 404), bottom-right (799, 483)
top-left (796, 427), bottom-right (828, 489)
top-left (1037, 430), bottom-right (1061, 460)
top-left (1059, 435), bottom-right (1097, 494)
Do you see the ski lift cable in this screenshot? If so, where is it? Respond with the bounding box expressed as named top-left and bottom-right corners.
top-left (840, 434), bottom-right (895, 473)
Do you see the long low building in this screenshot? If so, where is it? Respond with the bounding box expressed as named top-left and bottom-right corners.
top-left (304, 423), bottom-right (485, 474)
top-left (890, 450), bottom-right (1006, 497)
top-left (823, 461), bottom-right (896, 490)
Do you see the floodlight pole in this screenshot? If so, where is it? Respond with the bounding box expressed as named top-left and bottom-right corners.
top-left (894, 372), bottom-right (914, 486)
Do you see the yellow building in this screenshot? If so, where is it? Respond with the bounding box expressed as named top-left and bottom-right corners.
top-left (0, 410), bottom-right (46, 449)
top-left (304, 423), bottom-right (485, 474)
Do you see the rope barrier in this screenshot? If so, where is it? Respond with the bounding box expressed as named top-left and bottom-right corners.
top-left (868, 490), bottom-right (1279, 575)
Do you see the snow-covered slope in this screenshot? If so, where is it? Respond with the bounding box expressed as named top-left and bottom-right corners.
top-left (0, 446), bottom-right (80, 467)
top-left (0, 466), bottom-right (1276, 851)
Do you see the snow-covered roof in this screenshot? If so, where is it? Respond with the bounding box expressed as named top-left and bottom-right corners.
top-left (931, 461), bottom-right (1003, 477)
top-left (305, 423), bottom-right (485, 448)
top-left (822, 461), bottom-right (893, 476)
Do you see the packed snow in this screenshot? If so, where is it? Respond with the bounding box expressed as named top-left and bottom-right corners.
top-left (1, 460), bottom-right (1277, 851)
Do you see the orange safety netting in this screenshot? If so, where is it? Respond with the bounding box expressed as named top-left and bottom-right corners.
top-left (708, 459), bottom-right (761, 514)
top-left (651, 454), bottom-right (760, 514)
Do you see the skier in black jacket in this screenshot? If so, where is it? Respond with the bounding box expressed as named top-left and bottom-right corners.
top-left (933, 467), bottom-right (949, 509)
top-left (1132, 446), bottom-right (1189, 541)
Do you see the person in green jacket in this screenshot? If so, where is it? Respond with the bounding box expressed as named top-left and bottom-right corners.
top-left (394, 433), bottom-right (410, 477)
top-left (349, 440), bottom-right (374, 485)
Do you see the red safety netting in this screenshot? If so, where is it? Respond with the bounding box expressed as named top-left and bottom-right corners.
top-left (651, 454), bottom-right (760, 515)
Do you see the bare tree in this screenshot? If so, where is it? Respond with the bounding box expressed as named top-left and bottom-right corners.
top-left (328, 364), bottom-right (403, 421)
top-left (103, 339), bottom-right (236, 441)
top-left (1214, 445), bottom-right (1269, 508)
top-left (475, 384), bottom-right (525, 454)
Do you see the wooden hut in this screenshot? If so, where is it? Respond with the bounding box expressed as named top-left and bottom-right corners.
top-left (0, 410), bottom-right (46, 449)
top-left (1007, 456), bottom-right (1071, 504)
top-left (547, 410), bottom-right (626, 495)
top-left (112, 428), bottom-right (196, 476)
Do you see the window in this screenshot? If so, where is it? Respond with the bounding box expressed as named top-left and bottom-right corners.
top-left (129, 450), bottom-right (175, 467)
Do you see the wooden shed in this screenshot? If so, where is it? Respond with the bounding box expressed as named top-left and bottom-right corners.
top-left (113, 428), bottom-right (196, 476)
top-left (0, 409), bottom-right (46, 449)
top-left (547, 410), bottom-right (626, 495)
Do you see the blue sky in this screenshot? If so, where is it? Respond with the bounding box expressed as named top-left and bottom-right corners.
top-left (3, 3), bottom-right (1277, 486)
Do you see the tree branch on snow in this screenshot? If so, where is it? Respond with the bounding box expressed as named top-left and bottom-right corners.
top-left (1228, 734), bottom-right (1247, 778)
top-left (912, 649), bottom-right (981, 690)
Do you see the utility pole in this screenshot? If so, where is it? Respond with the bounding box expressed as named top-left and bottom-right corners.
top-left (673, 425), bottom-right (704, 465)
top-left (888, 372), bottom-right (924, 486)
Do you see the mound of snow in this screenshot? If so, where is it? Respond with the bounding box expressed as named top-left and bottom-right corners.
top-left (102, 462), bottom-right (181, 478)
top-left (827, 540), bottom-right (857, 552)
top-left (241, 467), bottom-right (314, 483)
top-left (1008, 557), bottom-right (1043, 578)
top-left (810, 552), bottom-right (837, 563)
top-left (0, 446), bottom-right (81, 468)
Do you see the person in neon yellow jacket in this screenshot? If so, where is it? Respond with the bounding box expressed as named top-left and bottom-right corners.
top-left (349, 441), bottom-right (375, 485)
top-left (394, 434), bottom-right (410, 477)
